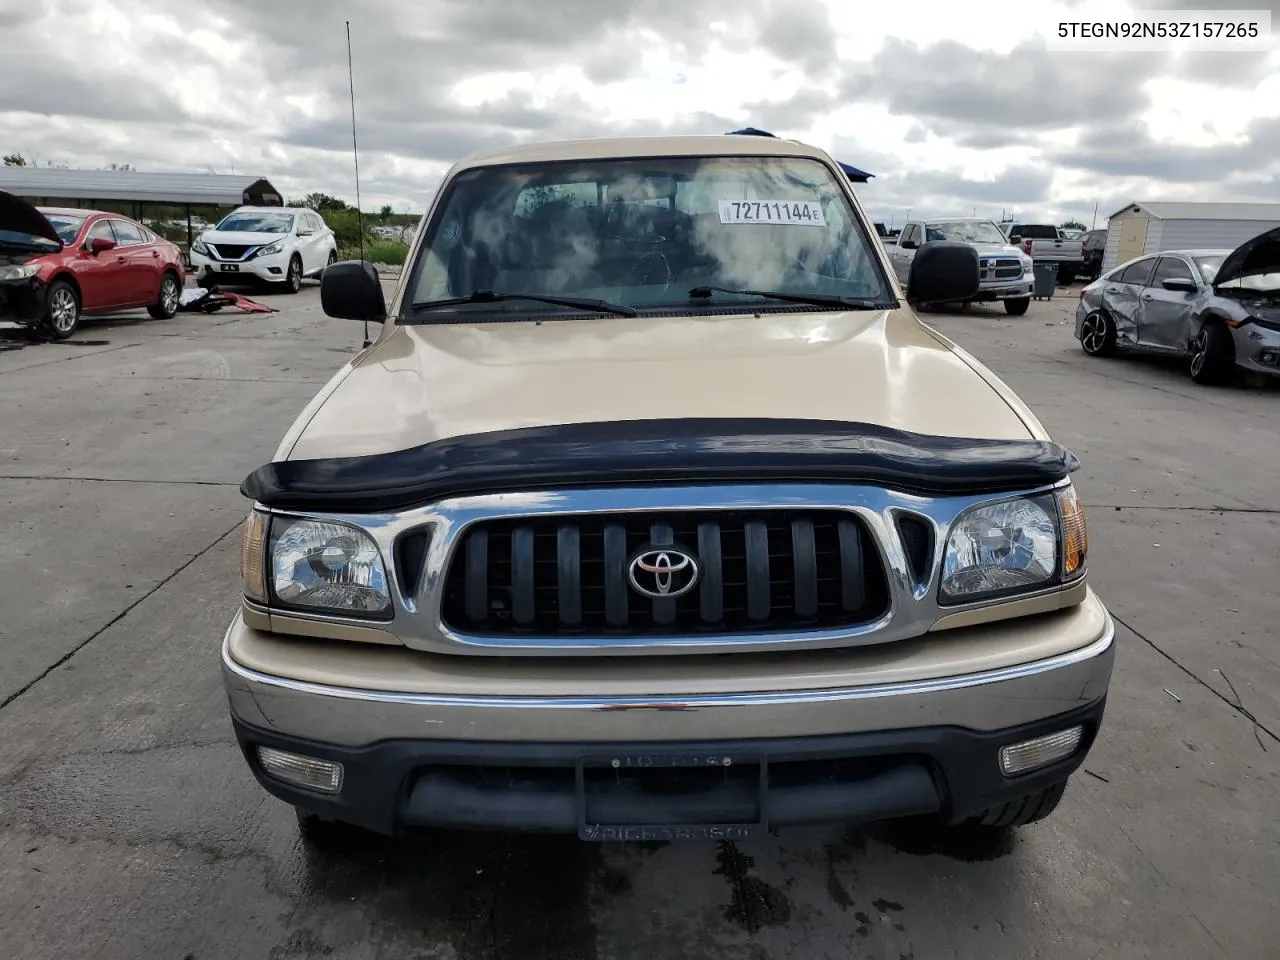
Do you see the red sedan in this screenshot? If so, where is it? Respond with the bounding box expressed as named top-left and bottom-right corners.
top-left (0, 191), bottom-right (186, 339)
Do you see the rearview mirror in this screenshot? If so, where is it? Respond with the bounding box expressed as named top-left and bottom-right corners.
top-left (906, 241), bottom-right (980, 305)
top-left (1161, 277), bottom-right (1198, 293)
top-left (89, 237), bottom-right (115, 254)
top-left (321, 260), bottom-right (387, 321)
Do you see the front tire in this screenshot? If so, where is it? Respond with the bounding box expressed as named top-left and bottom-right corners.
top-left (44, 279), bottom-right (81, 339)
top-left (147, 271), bottom-right (181, 320)
top-left (1189, 322), bottom-right (1234, 385)
top-left (283, 255), bottom-right (303, 294)
top-left (1080, 311), bottom-right (1117, 356)
top-left (1004, 297), bottom-right (1030, 316)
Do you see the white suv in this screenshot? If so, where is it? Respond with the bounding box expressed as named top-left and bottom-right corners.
top-left (190, 206), bottom-right (338, 294)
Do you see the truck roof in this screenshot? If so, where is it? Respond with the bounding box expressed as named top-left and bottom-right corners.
top-left (452, 135), bottom-right (833, 171)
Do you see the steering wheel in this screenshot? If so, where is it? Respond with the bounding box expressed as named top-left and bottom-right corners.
top-left (625, 250), bottom-right (674, 290)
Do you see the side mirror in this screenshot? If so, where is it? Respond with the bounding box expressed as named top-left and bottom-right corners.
top-left (89, 237), bottom-right (116, 254)
top-left (297, 228), bottom-right (313, 237)
top-left (899, 239), bottom-right (918, 250)
top-left (1161, 277), bottom-right (1198, 293)
top-left (906, 241), bottom-right (980, 305)
top-left (321, 260), bottom-right (387, 321)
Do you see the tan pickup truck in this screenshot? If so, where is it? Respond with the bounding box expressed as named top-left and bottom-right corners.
top-left (223, 134), bottom-right (1113, 846)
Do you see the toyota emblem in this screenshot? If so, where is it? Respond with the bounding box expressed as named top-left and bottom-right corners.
top-left (628, 546), bottom-right (700, 599)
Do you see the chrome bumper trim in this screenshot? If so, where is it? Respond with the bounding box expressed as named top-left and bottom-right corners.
top-left (222, 613), bottom-right (1114, 711)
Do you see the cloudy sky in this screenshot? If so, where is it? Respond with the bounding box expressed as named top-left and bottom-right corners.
top-left (1, 0), bottom-right (1278, 227)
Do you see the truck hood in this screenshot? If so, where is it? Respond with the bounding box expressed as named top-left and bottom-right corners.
top-left (283, 310), bottom-right (1035, 461)
top-left (1214, 225), bottom-right (1280, 290)
top-left (970, 242), bottom-right (1026, 258)
top-left (0, 189), bottom-right (63, 258)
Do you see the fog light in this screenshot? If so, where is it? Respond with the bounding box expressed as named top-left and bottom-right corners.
top-left (257, 746), bottom-right (344, 793)
top-left (1259, 350), bottom-right (1278, 365)
top-left (998, 726), bottom-right (1083, 776)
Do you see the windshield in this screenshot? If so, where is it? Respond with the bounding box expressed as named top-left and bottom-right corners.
top-left (924, 220), bottom-right (1007, 244)
top-left (215, 212), bottom-right (295, 234)
top-left (407, 155), bottom-right (891, 318)
top-left (41, 214), bottom-right (86, 244)
top-left (1193, 254), bottom-right (1226, 282)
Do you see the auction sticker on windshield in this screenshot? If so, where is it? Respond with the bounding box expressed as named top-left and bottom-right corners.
top-left (718, 200), bottom-right (826, 227)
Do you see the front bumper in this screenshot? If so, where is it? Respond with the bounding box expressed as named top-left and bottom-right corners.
top-left (1232, 323), bottom-right (1280, 376)
top-left (968, 280), bottom-right (1033, 302)
top-left (0, 276), bottom-right (47, 324)
top-left (191, 250), bottom-right (290, 284)
top-left (222, 594), bottom-right (1116, 836)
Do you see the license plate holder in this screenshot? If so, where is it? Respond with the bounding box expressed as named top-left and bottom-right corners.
top-left (220, 263), bottom-right (240, 272)
top-left (575, 751), bottom-right (765, 842)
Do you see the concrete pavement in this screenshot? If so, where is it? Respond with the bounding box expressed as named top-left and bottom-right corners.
top-left (0, 288), bottom-right (1275, 959)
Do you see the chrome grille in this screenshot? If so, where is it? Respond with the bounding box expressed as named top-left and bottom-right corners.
top-left (440, 509), bottom-right (892, 637)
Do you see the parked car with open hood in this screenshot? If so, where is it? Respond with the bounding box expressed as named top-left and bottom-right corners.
top-left (223, 135), bottom-right (1112, 848)
top-left (189, 206), bottom-right (338, 294)
top-left (0, 190), bottom-right (185, 339)
top-left (888, 217), bottom-right (1035, 315)
top-left (1074, 226), bottom-right (1280, 384)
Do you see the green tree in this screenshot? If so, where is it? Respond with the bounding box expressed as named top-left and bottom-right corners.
top-left (300, 192), bottom-right (349, 213)
top-left (1061, 219), bottom-right (1086, 231)
top-left (379, 203), bottom-right (393, 219)
top-left (3, 153), bottom-right (27, 166)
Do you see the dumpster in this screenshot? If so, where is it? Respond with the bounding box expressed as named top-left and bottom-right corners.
top-left (1032, 260), bottom-right (1058, 300)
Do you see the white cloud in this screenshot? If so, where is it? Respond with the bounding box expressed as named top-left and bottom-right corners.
top-left (0, 0), bottom-right (1275, 225)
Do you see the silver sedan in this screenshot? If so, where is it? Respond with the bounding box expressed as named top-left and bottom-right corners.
top-left (1074, 227), bottom-right (1280, 385)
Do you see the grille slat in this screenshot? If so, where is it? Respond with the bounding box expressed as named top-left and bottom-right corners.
top-left (440, 509), bottom-right (892, 638)
top-left (511, 526), bottom-right (536, 624)
top-left (837, 518), bottom-right (865, 611)
top-left (790, 518), bottom-right (818, 618)
top-left (464, 529), bottom-right (488, 621)
top-left (557, 525), bottom-right (582, 626)
top-left (697, 522), bottom-right (724, 623)
top-left (603, 524), bottom-right (629, 628)
top-left (743, 520), bottom-right (771, 621)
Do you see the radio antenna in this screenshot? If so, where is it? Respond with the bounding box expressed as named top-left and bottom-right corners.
top-left (346, 20), bottom-right (371, 348)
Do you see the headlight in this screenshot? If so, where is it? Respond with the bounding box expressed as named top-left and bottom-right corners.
top-left (0, 263), bottom-right (39, 281)
top-left (239, 512), bottom-right (393, 618)
top-left (192, 240), bottom-right (210, 256)
top-left (940, 485), bottom-right (1088, 604)
top-left (1019, 255), bottom-right (1034, 272)
top-left (256, 241), bottom-right (283, 257)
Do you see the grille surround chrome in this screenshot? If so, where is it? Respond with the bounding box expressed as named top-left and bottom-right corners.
top-left (251, 480), bottom-right (1080, 657)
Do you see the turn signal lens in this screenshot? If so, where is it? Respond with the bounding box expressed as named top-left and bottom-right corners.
top-left (1056, 485), bottom-right (1088, 578)
top-left (240, 510), bottom-right (269, 602)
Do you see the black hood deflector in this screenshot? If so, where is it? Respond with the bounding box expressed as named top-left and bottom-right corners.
top-left (241, 418), bottom-right (1080, 513)
top-left (1214, 225), bottom-right (1280, 289)
top-left (0, 189), bottom-right (63, 254)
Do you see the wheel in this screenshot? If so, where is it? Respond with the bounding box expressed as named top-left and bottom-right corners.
top-left (147, 271), bottom-right (181, 320)
top-left (964, 780), bottom-right (1067, 829)
top-left (1004, 297), bottom-right (1030, 316)
top-left (44, 278), bottom-right (81, 339)
top-left (294, 807), bottom-right (371, 853)
top-left (326, 249), bottom-right (338, 270)
top-left (283, 255), bottom-right (303, 294)
top-left (1189, 322), bottom-right (1234, 385)
top-left (1079, 311), bottom-right (1117, 356)
top-left (1057, 264), bottom-right (1074, 285)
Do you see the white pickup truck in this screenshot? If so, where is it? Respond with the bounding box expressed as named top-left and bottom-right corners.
top-left (887, 217), bottom-right (1035, 315)
top-left (1002, 224), bottom-right (1084, 282)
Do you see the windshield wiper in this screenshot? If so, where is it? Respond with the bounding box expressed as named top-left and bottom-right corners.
top-left (687, 285), bottom-right (888, 310)
top-left (408, 290), bottom-right (637, 318)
